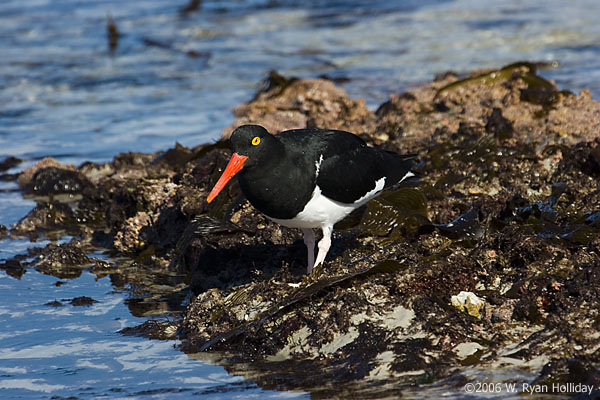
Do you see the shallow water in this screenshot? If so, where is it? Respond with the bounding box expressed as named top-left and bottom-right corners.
top-left (0, 268), bottom-right (307, 399)
top-left (1, 0), bottom-right (600, 398)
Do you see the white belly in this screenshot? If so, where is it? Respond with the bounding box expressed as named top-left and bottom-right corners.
top-left (268, 178), bottom-right (385, 229)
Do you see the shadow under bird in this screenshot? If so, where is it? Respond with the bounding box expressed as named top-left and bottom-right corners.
top-left (207, 124), bottom-right (415, 273)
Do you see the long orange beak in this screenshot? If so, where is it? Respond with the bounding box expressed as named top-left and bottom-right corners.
top-left (206, 153), bottom-right (248, 203)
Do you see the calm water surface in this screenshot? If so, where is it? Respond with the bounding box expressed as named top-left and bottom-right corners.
top-left (1, 0), bottom-right (600, 398)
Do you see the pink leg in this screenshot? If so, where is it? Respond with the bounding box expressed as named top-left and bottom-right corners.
top-left (311, 225), bottom-right (332, 273)
top-left (301, 228), bottom-right (315, 273)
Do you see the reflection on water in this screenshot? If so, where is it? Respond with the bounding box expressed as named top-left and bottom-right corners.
top-left (1, 0), bottom-right (600, 398)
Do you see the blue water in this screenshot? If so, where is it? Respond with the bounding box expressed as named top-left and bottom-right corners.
top-left (0, 269), bottom-right (306, 399)
top-left (1, 0), bottom-right (599, 164)
top-left (1, 0), bottom-right (600, 398)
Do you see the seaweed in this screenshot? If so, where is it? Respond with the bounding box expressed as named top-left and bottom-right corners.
top-left (179, 0), bottom-right (202, 14)
top-left (253, 70), bottom-right (299, 101)
top-left (359, 187), bottom-right (429, 237)
top-left (208, 287), bottom-right (249, 323)
top-left (498, 182), bottom-right (599, 245)
top-left (198, 259), bottom-right (407, 351)
top-left (435, 62), bottom-right (574, 117)
top-left (433, 209), bottom-right (483, 241)
top-left (583, 211), bottom-right (600, 227)
top-left (106, 14), bottom-right (119, 54)
top-left (192, 215), bottom-right (247, 236)
top-left (435, 62), bottom-right (557, 98)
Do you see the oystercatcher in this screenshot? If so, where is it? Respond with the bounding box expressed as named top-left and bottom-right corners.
top-left (207, 124), bottom-right (414, 273)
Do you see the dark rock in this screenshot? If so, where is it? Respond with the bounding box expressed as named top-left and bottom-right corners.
top-left (120, 320), bottom-right (179, 340)
top-left (0, 258), bottom-right (25, 279)
top-left (71, 296), bottom-right (98, 306)
top-left (24, 167), bottom-right (93, 195)
top-left (12, 201), bottom-right (78, 236)
top-left (0, 156), bottom-right (21, 172)
top-left (177, 64), bottom-right (600, 397)
top-left (150, 142), bottom-right (194, 171)
top-left (485, 107), bottom-right (514, 139)
top-left (30, 240), bottom-right (92, 279)
top-left (105, 185), bottom-right (139, 232)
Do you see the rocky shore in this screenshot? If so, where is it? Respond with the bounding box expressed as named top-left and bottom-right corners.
top-left (2, 63), bottom-right (599, 398)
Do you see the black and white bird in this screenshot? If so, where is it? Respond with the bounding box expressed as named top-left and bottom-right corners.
top-left (207, 124), bottom-right (414, 273)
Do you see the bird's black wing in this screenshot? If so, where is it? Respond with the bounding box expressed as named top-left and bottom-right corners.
top-left (314, 131), bottom-right (413, 204)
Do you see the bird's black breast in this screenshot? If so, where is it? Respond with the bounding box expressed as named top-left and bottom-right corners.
top-left (237, 141), bottom-right (318, 220)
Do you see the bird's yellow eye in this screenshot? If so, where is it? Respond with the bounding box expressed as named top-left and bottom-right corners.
top-left (251, 136), bottom-right (261, 146)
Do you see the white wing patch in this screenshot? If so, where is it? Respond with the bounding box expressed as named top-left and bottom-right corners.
top-left (353, 176), bottom-right (386, 205)
top-left (314, 154), bottom-right (324, 178)
top-left (398, 171), bottom-right (415, 183)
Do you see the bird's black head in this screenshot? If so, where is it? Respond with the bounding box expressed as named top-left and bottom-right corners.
top-left (207, 124), bottom-right (281, 203)
top-left (229, 124), bottom-right (281, 168)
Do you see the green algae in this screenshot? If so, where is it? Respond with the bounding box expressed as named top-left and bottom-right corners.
top-left (435, 62), bottom-right (557, 98)
top-left (360, 188), bottom-right (429, 238)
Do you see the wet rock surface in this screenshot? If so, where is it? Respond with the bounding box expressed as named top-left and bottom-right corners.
top-left (23, 166), bottom-right (93, 196)
top-left (2, 63), bottom-right (599, 398)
